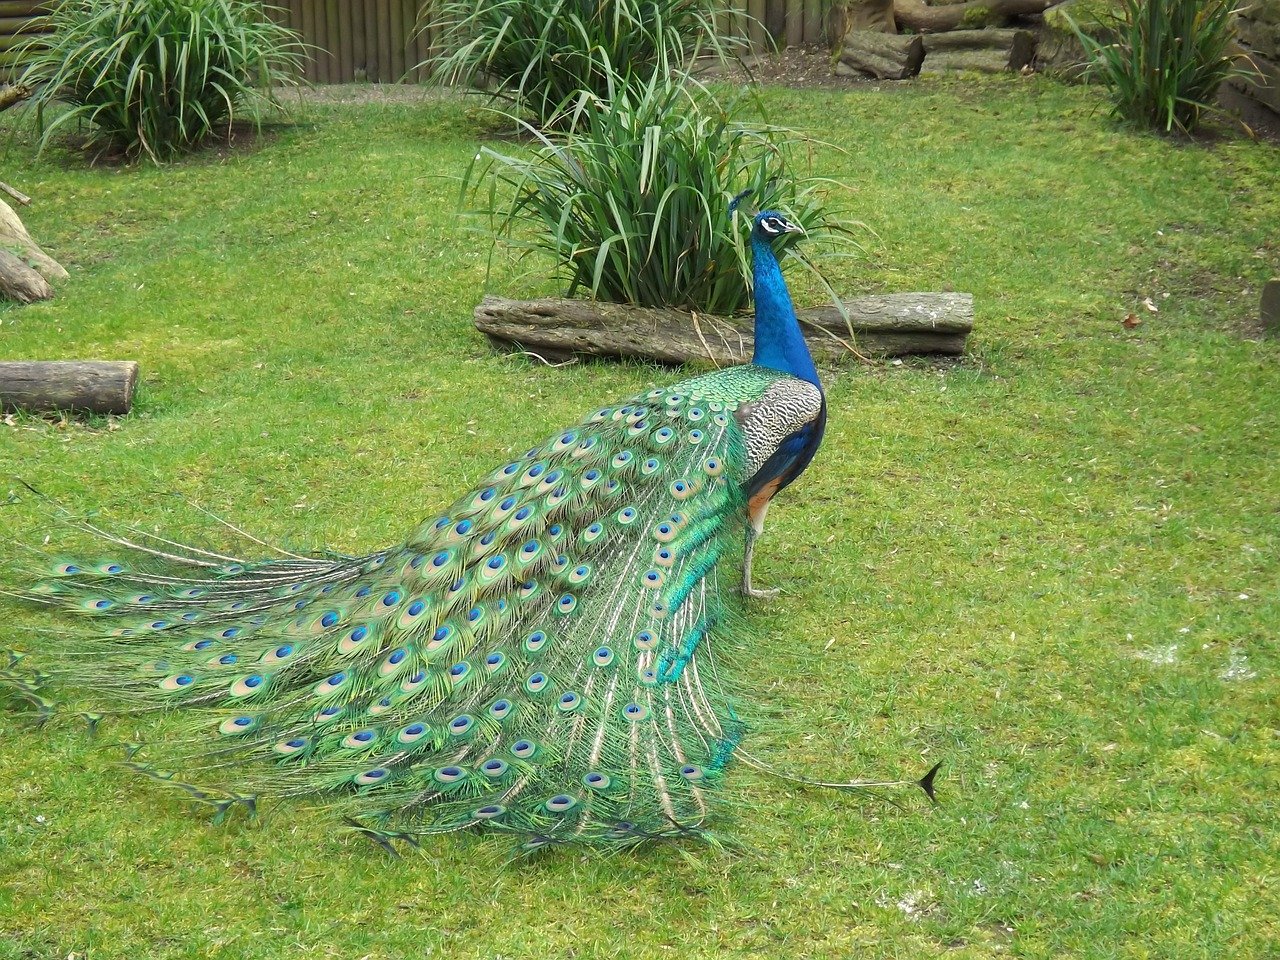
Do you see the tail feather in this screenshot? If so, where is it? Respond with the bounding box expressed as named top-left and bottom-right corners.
top-left (2, 380), bottom-right (767, 848)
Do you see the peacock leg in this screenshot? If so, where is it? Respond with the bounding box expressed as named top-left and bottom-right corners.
top-left (742, 503), bottom-right (779, 600)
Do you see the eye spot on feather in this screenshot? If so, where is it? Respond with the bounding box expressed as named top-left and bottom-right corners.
top-left (160, 673), bottom-right (195, 691)
top-left (582, 522), bottom-right (604, 545)
top-left (593, 646), bottom-right (614, 667)
top-left (642, 569), bottom-right (665, 589)
top-left (653, 427), bottom-right (675, 445)
top-left (687, 429), bottom-right (704, 445)
top-left (641, 457), bottom-right (661, 475)
top-left (583, 772), bottom-right (611, 790)
top-left (680, 764), bottom-right (705, 781)
top-left (353, 768), bottom-right (389, 786)
top-left (217, 715), bottom-right (258, 736)
top-left (259, 644), bottom-right (293, 666)
top-left (400, 670), bottom-right (428, 695)
top-left (568, 564), bottom-right (591, 585)
top-left (448, 714), bottom-right (475, 736)
top-left (617, 507), bottom-right (638, 525)
top-left (511, 739), bottom-right (537, 759)
top-left (525, 672), bottom-right (549, 693)
top-left (320, 611), bottom-right (340, 628)
top-left (381, 590), bottom-right (401, 607)
top-left (482, 758), bottom-right (509, 777)
top-left (653, 546), bottom-right (675, 567)
top-left (274, 737), bottom-right (309, 756)
top-left (557, 691), bottom-right (581, 712)
top-left (623, 702), bottom-right (650, 722)
top-left (703, 457), bottom-right (724, 476)
top-left (343, 729), bottom-right (377, 749)
top-left (634, 630), bottom-right (657, 651)
top-left (489, 698), bottom-right (513, 719)
top-left (434, 765), bottom-right (467, 784)
top-left (398, 722), bottom-right (428, 744)
top-left (670, 479), bottom-right (696, 500)
top-left (544, 794), bottom-right (578, 814)
top-left (473, 804), bottom-right (506, 820)
top-left (555, 593), bottom-right (578, 615)
top-left (524, 630), bottom-right (548, 654)
top-left (339, 625), bottom-right (369, 654)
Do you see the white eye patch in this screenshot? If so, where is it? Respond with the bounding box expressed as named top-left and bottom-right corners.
top-left (759, 216), bottom-right (789, 236)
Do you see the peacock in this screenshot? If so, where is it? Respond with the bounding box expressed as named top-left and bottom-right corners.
top-left (1, 207), bottom-right (933, 852)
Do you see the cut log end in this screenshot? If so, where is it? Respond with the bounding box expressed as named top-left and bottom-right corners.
top-left (0, 361), bottom-right (140, 416)
top-left (474, 294), bottom-right (974, 367)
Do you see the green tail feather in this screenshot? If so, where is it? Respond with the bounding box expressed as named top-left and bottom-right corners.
top-left (3, 367), bottom-right (795, 849)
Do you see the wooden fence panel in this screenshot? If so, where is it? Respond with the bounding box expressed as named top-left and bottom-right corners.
top-left (1, 1), bottom-right (832, 86)
top-left (0, 1), bottom-right (50, 76)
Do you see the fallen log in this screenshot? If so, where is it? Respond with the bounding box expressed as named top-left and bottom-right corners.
top-left (920, 28), bottom-right (1037, 73)
top-left (837, 31), bottom-right (925, 79)
top-left (0, 361), bottom-right (140, 415)
top-left (0, 249), bottom-right (52, 303)
top-left (0, 198), bottom-right (67, 282)
top-left (894, 0), bottom-right (1057, 33)
top-left (474, 294), bottom-right (973, 365)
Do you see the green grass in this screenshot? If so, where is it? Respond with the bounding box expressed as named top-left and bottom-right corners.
top-left (1, 78), bottom-right (1278, 959)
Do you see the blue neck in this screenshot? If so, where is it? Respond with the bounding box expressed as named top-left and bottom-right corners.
top-left (750, 235), bottom-right (820, 388)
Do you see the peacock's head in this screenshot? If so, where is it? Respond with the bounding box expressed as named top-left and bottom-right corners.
top-left (752, 210), bottom-right (805, 241)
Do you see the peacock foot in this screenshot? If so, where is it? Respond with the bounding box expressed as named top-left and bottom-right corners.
top-left (741, 583), bottom-right (780, 600)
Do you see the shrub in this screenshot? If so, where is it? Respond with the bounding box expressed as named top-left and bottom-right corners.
top-left (17, 0), bottom-right (304, 162)
top-left (462, 71), bottom-right (853, 316)
top-left (428, 0), bottom-right (743, 128)
top-left (1069, 0), bottom-right (1251, 134)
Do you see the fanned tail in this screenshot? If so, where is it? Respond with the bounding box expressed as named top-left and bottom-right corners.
top-left (0, 376), bottom-right (774, 850)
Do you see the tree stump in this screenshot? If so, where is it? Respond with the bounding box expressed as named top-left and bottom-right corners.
top-left (0, 361), bottom-right (140, 415)
top-left (474, 294), bottom-right (973, 365)
top-left (837, 31), bottom-right (926, 79)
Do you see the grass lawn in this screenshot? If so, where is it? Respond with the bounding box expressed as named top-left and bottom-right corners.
top-left (0, 77), bottom-right (1277, 959)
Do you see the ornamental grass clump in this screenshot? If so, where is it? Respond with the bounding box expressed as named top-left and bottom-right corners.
top-left (1070, 0), bottom-right (1252, 134)
top-left (463, 71), bottom-right (853, 316)
top-left (428, 0), bottom-right (744, 128)
top-left (17, 0), bottom-right (304, 162)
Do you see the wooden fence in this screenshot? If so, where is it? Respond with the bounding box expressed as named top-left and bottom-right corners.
top-left (0, 1), bottom-right (49, 73)
top-left (1, 1), bottom-right (831, 85)
top-left (271, 0), bottom-right (831, 84)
